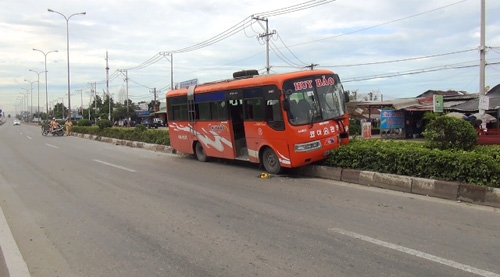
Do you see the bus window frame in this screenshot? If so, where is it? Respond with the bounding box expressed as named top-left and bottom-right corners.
top-left (242, 85), bottom-right (284, 131)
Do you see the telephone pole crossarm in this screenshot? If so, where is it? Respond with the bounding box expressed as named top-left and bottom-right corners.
top-left (252, 16), bottom-right (276, 74)
top-left (160, 52), bottom-right (174, 90)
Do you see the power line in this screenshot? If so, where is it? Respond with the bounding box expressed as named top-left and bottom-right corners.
top-left (126, 76), bottom-right (152, 89)
top-left (173, 17), bottom-right (254, 53)
top-left (343, 61), bottom-right (500, 83)
top-left (325, 48), bottom-right (477, 68)
top-left (119, 0), bottom-right (335, 70)
top-left (254, 0), bottom-right (335, 18)
top-left (269, 39), bottom-right (304, 68)
top-left (274, 32), bottom-right (308, 66)
top-left (123, 53), bottom-right (165, 71)
top-left (288, 0), bottom-right (468, 48)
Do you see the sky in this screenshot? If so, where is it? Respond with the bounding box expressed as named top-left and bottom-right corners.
top-left (1, 0), bottom-right (500, 116)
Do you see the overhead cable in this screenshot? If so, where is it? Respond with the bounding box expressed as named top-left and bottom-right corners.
top-left (343, 61), bottom-right (500, 83)
top-left (254, 0), bottom-right (334, 18)
top-left (288, 0), bottom-right (468, 48)
top-left (326, 48), bottom-right (478, 68)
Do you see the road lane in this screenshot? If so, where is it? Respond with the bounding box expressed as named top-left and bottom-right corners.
top-left (0, 123), bottom-right (499, 276)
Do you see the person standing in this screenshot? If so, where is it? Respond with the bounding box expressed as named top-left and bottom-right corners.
top-left (65, 118), bottom-right (73, 136)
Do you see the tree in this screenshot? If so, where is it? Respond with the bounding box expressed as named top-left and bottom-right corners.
top-left (423, 115), bottom-right (478, 151)
top-left (90, 95), bottom-right (103, 112)
top-left (101, 94), bottom-right (114, 120)
top-left (52, 103), bottom-right (67, 119)
top-left (344, 89), bottom-right (358, 101)
top-left (148, 100), bottom-right (160, 112)
top-left (363, 90), bottom-right (379, 101)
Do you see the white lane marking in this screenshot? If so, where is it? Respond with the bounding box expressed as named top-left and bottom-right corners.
top-left (26, 136), bottom-right (32, 139)
top-left (93, 159), bottom-right (136, 172)
top-left (329, 227), bottom-right (500, 277)
top-left (0, 207), bottom-right (31, 277)
top-left (46, 143), bottom-right (59, 149)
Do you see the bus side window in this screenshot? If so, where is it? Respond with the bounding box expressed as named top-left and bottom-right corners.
top-left (244, 99), bottom-right (264, 121)
top-left (267, 100), bottom-right (284, 130)
top-left (246, 104), bottom-right (253, 120)
top-left (198, 102), bottom-right (210, 120)
top-left (288, 99), bottom-right (298, 120)
top-left (211, 101), bottom-right (227, 120)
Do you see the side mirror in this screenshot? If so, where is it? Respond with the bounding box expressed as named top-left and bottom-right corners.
top-left (344, 92), bottom-right (350, 103)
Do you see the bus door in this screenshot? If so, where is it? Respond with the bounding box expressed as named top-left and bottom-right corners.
top-left (227, 90), bottom-right (247, 159)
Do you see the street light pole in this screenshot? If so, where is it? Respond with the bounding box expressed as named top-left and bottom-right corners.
top-left (24, 79), bottom-right (38, 121)
top-left (33, 49), bottom-right (58, 120)
top-left (29, 69), bottom-right (46, 121)
top-left (20, 89), bottom-right (29, 120)
top-left (48, 9), bottom-right (86, 120)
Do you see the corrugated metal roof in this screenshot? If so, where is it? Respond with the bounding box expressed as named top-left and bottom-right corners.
top-left (415, 90), bottom-right (468, 98)
top-left (444, 101), bottom-right (467, 108)
top-left (348, 98), bottom-right (433, 111)
top-left (450, 98), bottom-right (500, 112)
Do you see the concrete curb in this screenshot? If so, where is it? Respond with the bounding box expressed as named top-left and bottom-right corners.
top-left (299, 165), bottom-right (500, 208)
top-left (75, 133), bottom-right (175, 154)
top-left (73, 133), bottom-right (500, 208)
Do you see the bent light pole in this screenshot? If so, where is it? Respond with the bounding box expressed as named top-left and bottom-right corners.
top-left (33, 49), bottom-right (58, 120)
top-left (48, 8), bottom-right (86, 119)
top-left (24, 79), bottom-right (38, 120)
top-left (29, 69), bottom-right (46, 120)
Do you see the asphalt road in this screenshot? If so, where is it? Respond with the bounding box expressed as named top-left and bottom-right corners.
top-left (1, 120), bottom-right (499, 277)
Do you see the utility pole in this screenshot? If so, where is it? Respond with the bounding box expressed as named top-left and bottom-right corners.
top-left (151, 87), bottom-right (158, 112)
top-left (170, 54), bottom-right (173, 90)
top-left (89, 82), bottom-right (97, 123)
top-left (305, 63), bottom-right (319, 70)
top-left (478, 0), bottom-right (486, 116)
top-left (118, 69), bottom-right (129, 118)
top-left (159, 52), bottom-right (174, 90)
top-left (94, 82), bottom-right (97, 122)
top-left (74, 89), bottom-right (83, 119)
top-left (252, 16), bottom-right (276, 74)
top-left (106, 51), bottom-right (111, 120)
top-left (85, 86), bottom-right (93, 120)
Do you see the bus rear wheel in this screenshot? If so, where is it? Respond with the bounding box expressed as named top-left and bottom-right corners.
top-left (195, 141), bottom-right (208, 162)
top-left (262, 147), bottom-right (281, 174)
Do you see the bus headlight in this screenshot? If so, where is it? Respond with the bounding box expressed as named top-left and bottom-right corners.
top-left (294, 140), bottom-right (321, 152)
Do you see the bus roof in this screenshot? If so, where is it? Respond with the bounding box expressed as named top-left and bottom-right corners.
top-left (166, 69), bottom-right (336, 98)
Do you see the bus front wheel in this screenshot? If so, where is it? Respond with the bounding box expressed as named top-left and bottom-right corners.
top-left (262, 147), bottom-right (281, 174)
top-left (195, 141), bottom-right (208, 162)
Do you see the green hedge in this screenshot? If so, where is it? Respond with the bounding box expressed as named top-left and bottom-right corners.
top-left (325, 139), bottom-right (500, 187)
top-left (71, 125), bottom-right (170, 145)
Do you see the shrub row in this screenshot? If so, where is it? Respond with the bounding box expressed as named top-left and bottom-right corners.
top-left (72, 125), bottom-right (170, 145)
top-left (325, 139), bottom-right (500, 187)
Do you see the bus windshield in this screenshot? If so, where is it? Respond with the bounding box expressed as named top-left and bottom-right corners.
top-left (284, 74), bottom-right (346, 126)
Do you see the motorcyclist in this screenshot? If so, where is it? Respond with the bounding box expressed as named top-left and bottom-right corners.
top-left (50, 118), bottom-right (58, 133)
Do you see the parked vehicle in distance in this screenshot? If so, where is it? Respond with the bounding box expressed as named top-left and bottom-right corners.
top-left (116, 120), bottom-right (135, 127)
top-left (13, 119), bottom-right (21, 126)
top-left (153, 118), bottom-right (164, 127)
top-left (141, 117), bottom-right (159, 129)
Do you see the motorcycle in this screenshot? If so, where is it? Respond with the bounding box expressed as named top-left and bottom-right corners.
top-left (41, 124), bottom-right (64, 136)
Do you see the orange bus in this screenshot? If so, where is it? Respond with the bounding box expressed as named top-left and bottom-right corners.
top-left (166, 69), bottom-right (350, 173)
